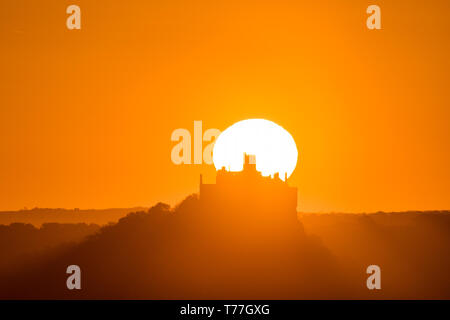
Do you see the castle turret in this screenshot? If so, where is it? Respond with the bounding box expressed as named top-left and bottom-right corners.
top-left (243, 153), bottom-right (257, 172)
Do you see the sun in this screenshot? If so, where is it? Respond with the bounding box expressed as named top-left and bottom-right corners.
top-left (212, 119), bottom-right (298, 181)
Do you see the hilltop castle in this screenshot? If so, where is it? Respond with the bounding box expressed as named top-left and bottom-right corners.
top-left (199, 154), bottom-right (298, 231)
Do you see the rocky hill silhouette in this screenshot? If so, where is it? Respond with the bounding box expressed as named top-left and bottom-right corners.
top-left (1, 199), bottom-right (449, 298)
top-left (0, 195), bottom-right (353, 299)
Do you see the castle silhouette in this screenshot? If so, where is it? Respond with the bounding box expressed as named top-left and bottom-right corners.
top-left (199, 154), bottom-right (299, 238)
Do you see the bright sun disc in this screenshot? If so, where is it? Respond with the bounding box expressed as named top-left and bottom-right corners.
top-left (213, 119), bottom-right (298, 181)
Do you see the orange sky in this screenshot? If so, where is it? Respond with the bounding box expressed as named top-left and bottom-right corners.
top-left (1, 0), bottom-right (449, 212)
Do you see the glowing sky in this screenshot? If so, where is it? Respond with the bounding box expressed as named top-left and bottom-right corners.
top-left (1, 0), bottom-right (450, 212)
